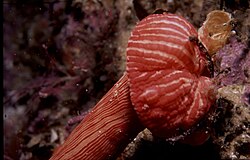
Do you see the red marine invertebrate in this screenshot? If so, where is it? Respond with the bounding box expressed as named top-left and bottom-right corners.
top-left (127, 13), bottom-right (214, 138)
top-left (50, 74), bottom-right (143, 160)
top-left (50, 13), bottom-right (215, 160)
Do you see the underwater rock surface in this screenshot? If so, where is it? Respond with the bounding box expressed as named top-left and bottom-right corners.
top-left (213, 37), bottom-right (250, 159)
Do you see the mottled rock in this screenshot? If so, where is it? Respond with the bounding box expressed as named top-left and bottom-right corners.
top-left (214, 37), bottom-right (250, 86)
top-left (212, 37), bottom-right (250, 159)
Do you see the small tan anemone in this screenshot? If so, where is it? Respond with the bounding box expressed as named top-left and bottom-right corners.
top-left (198, 10), bottom-right (232, 55)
